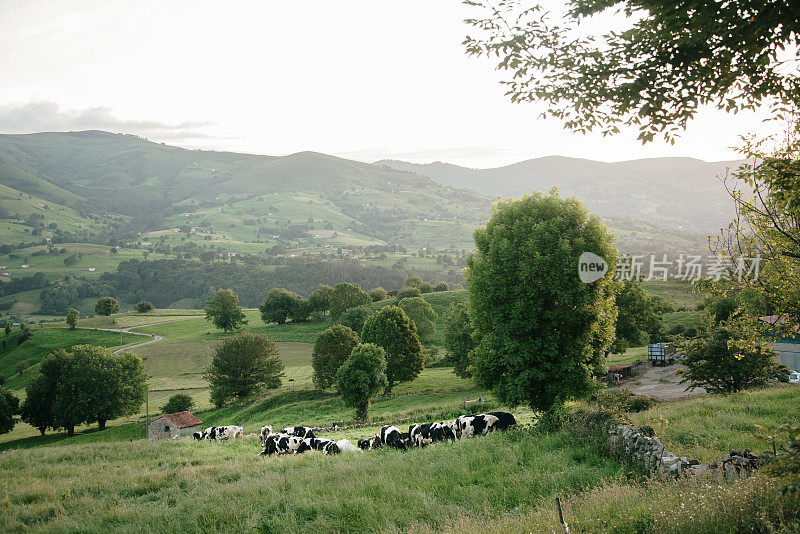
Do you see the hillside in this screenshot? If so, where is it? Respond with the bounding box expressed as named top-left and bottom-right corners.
top-left (376, 156), bottom-right (746, 234)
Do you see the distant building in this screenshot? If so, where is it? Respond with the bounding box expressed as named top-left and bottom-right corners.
top-left (147, 411), bottom-right (203, 440)
top-left (20, 264), bottom-right (29, 269)
top-left (88, 267), bottom-right (96, 272)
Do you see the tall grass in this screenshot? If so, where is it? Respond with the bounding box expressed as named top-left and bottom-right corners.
top-left (0, 427), bottom-right (624, 533)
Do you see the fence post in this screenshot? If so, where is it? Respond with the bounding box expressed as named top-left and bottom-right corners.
top-left (555, 496), bottom-right (570, 534)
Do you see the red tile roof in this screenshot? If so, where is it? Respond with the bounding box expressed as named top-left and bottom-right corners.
top-left (155, 411), bottom-right (202, 428)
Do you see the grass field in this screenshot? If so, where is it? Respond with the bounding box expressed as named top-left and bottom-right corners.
top-left (629, 384), bottom-right (800, 462)
top-left (0, 327), bottom-right (142, 391)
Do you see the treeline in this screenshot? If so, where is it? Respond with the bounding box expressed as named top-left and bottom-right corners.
top-left (99, 258), bottom-right (461, 308)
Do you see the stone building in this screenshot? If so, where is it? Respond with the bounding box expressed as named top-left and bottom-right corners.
top-left (147, 411), bottom-right (203, 440)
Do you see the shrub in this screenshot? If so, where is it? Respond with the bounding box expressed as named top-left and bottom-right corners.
top-left (312, 324), bottom-right (359, 390)
top-left (396, 287), bottom-right (421, 299)
top-left (595, 389), bottom-right (654, 413)
top-left (681, 322), bottom-right (780, 393)
top-left (14, 359), bottom-right (29, 375)
top-left (160, 393), bottom-right (194, 414)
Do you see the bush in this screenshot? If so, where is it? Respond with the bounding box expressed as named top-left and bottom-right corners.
top-left (434, 282), bottom-right (449, 292)
top-left (337, 306), bottom-right (372, 334)
top-left (66, 308), bottom-right (80, 330)
top-left (312, 324), bottom-right (359, 390)
top-left (14, 359), bottom-right (29, 375)
top-left (160, 393), bottom-right (195, 414)
top-left (595, 389), bottom-right (654, 413)
top-left (135, 301), bottom-right (154, 313)
top-left (681, 322), bottom-right (780, 393)
top-left (336, 343), bottom-right (387, 420)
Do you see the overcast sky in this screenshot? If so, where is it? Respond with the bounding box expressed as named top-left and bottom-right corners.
top-left (0, 0), bottom-right (779, 168)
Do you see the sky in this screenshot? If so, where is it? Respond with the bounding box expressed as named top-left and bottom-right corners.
top-left (0, 0), bottom-right (780, 168)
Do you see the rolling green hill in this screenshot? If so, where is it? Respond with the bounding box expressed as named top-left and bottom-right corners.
top-left (376, 156), bottom-right (746, 234)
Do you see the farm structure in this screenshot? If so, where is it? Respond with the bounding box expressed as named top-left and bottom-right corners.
top-left (147, 411), bottom-right (203, 440)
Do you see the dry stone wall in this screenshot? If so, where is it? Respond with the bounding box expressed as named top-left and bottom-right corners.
top-left (608, 424), bottom-right (776, 480)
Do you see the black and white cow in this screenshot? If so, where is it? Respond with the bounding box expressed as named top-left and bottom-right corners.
top-left (281, 426), bottom-right (316, 439)
top-left (336, 439), bottom-right (361, 453)
top-left (456, 414), bottom-right (500, 439)
top-left (260, 434), bottom-right (305, 456)
top-left (259, 425), bottom-right (274, 444)
top-left (298, 437), bottom-right (340, 455)
top-left (487, 411), bottom-right (516, 430)
top-left (409, 422), bottom-right (456, 447)
top-left (357, 436), bottom-right (381, 450)
top-left (194, 425), bottom-right (244, 441)
top-left (379, 425), bottom-right (406, 449)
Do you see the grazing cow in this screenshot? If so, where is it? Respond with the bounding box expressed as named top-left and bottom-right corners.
top-left (399, 432), bottom-right (411, 448)
top-left (409, 422), bottom-right (456, 447)
top-left (259, 425), bottom-right (274, 444)
top-left (456, 414), bottom-right (500, 439)
top-left (299, 437), bottom-right (340, 455)
top-left (357, 436), bottom-right (381, 450)
top-left (195, 425), bottom-right (244, 441)
top-left (379, 425), bottom-right (406, 449)
top-left (260, 434), bottom-right (305, 456)
top-left (487, 411), bottom-right (516, 431)
top-left (336, 439), bottom-right (362, 453)
top-left (281, 426), bottom-right (316, 439)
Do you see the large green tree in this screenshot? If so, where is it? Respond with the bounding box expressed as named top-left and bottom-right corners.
top-left (204, 289), bottom-right (248, 332)
top-left (361, 305), bottom-right (424, 394)
top-left (336, 343), bottom-right (387, 421)
top-left (611, 279), bottom-right (664, 353)
top-left (160, 393), bottom-right (195, 414)
top-left (329, 283), bottom-right (371, 319)
top-left (464, 1), bottom-right (800, 143)
top-left (312, 324), bottom-right (360, 390)
top-left (0, 386), bottom-right (19, 435)
top-left (66, 308), bottom-right (80, 330)
top-left (398, 297), bottom-right (438, 342)
top-left (205, 332), bottom-right (284, 407)
top-left (466, 190), bottom-right (617, 413)
top-left (442, 301), bottom-right (476, 379)
top-left (94, 297), bottom-right (119, 316)
top-left (259, 288), bottom-right (304, 325)
top-left (308, 284), bottom-right (334, 315)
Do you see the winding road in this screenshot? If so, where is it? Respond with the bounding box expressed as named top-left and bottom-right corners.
top-left (95, 317), bottom-right (197, 354)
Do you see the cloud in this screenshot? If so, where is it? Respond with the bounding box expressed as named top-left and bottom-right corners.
top-left (0, 101), bottom-right (215, 141)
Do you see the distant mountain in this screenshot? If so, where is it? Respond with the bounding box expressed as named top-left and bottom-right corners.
top-left (0, 131), bottom-right (491, 249)
top-left (375, 156), bottom-right (745, 234)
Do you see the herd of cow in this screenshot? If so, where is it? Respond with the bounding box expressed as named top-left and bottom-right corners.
top-left (192, 411), bottom-right (517, 457)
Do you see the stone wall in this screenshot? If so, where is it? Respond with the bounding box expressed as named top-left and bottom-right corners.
top-left (608, 424), bottom-right (776, 480)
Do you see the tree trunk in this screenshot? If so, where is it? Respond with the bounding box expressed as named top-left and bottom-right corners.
top-left (98, 419), bottom-right (106, 431)
top-left (67, 426), bottom-right (74, 436)
top-left (383, 385), bottom-right (393, 396)
top-left (38, 427), bottom-right (46, 436)
top-left (356, 400), bottom-right (369, 421)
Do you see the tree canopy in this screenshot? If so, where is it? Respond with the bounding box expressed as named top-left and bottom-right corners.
top-left (160, 393), bottom-right (195, 414)
top-left (204, 288), bottom-right (248, 332)
top-left (205, 332), bottom-right (284, 407)
top-left (398, 297), bottom-right (438, 342)
top-left (312, 324), bottom-right (360, 390)
top-left (466, 190), bottom-right (617, 413)
top-left (464, 1), bottom-right (800, 143)
top-left (330, 283), bottom-right (372, 319)
top-left (259, 288), bottom-right (304, 325)
top-left (336, 343), bottom-right (387, 420)
top-left (0, 387), bottom-right (19, 435)
top-left (611, 279), bottom-right (664, 353)
top-left (95, 297), bottom-right (119, 316)
top-left (66, 308), bottom-right (79, 330)
top-left (361, 305), bottom-right (424, 394)
top-left (442, 301), bottom-right (476, 378)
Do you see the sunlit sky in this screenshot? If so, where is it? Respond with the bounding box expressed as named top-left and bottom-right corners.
top-left (0, 0), bottom-right (779, 167)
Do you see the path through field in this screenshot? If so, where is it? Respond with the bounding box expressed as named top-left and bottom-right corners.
top-left (94, 317), bottom-right (197, 354)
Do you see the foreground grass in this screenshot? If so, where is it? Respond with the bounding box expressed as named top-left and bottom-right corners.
top-left (629, 385), bottom-right (800, 462)
top-left (0, 427), bottom-right (623, 533)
